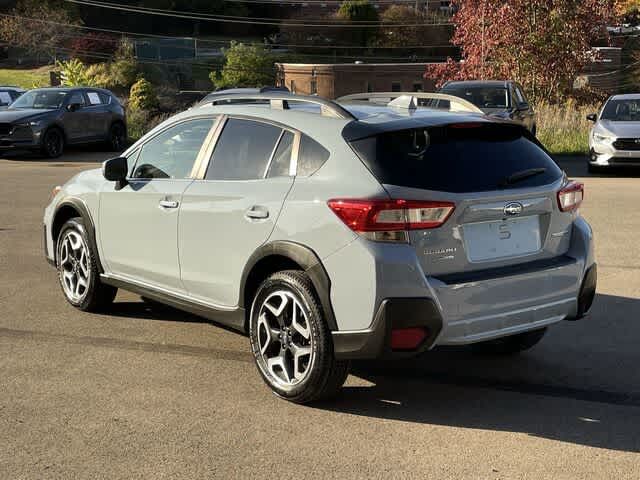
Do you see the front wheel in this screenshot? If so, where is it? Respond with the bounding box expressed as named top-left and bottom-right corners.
top-left (41, 128), bottom-right (64, 158)
top-left (471, 327), bottom-right (547, 355)
top-left (56, 218), bottom-right (117, 311)
top-left (249, 270), bottom-right (350, 404)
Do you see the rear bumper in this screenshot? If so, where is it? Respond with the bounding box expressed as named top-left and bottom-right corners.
top-left (431, 255), bottom-right (581, 345)
top-left (326, 217), bottom-right (595, 360)
top-left (333, 298), bottom-right (443, 360)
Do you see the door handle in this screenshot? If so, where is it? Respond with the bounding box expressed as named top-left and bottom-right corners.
top-left (159, 199), bottom-right (179, 209)
top-left (245, 206), bottom-right (269, 219)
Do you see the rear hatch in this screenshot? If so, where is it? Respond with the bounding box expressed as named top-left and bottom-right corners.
top-left (349, 122), bottom-right (575, 277)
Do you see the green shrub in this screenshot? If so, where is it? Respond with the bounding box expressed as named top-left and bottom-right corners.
top-left (210, 41), bottom-right (275, 89)
top-left (83, 38), bottom-right (138, 92)
top-left (126, 107), bottom-right (170, 141)
top-left (536, 101), bottom-right (597, 155)
top-left (126, 107), bottom-right (149, 141)
top-left (129, 77), bottom-right (159, 111)
top-left (56, 59), bottom-right (90, 87)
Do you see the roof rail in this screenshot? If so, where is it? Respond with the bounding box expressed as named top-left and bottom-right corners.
top-left (204, 92), bottom-right (356, 120)
top-left (336, 92), bottom-right (484, 114)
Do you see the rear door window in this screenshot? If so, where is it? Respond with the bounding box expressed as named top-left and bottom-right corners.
top-left (206, 118), bottom-right (283, 181)
top-left (349, 124), bottom-right (562, 193)
top-left (86, 91), bottom-right (103, 105)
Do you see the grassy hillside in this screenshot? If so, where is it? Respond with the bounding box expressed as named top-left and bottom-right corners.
top-left (0, 66), bottom-right (52, 88)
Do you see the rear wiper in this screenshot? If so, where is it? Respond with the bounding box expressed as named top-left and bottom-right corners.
top-left (500, 167), bottom-right (546, 187)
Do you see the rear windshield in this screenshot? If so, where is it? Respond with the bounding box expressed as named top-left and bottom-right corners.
top-left (349, 124), bottom-right (562, 193)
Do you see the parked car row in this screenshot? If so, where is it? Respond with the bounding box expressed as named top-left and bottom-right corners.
top-left (0, 86), bottom-right (126, 158)
top-left (0, 81), bottom-right (637, 176)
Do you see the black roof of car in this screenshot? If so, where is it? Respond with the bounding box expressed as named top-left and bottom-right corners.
top-left (441, 80), bottom-right (512, 88)
top-left (27, 86), bottom-right (114, 93)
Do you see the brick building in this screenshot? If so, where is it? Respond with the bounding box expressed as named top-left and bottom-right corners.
top-left (275, 63), bottom-right (439, 99)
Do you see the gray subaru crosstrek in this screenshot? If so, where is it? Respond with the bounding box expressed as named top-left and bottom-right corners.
top-left (43, 91), bottom-right (596, 403)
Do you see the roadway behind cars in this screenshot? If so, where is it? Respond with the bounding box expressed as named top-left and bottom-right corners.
top-left (0, 152), bottom-right (638, 478)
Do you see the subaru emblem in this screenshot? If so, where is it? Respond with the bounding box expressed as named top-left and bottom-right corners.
top-left (503, 202), bottom-right (523, 216)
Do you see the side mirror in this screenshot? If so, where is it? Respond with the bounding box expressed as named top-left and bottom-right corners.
top-left (66, 103), bottom-right (82, 112)
top-left (586, 113), bottom-right (597, 122)
top-left (517, 102), bottom-right (529, 111)
top-left (102, 156), bottom-right (128, 185)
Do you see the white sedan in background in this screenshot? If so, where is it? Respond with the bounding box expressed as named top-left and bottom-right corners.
top-left (588, 94), bottom-right (640, 172)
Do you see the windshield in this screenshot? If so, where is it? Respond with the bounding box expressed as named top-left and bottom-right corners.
top-left (11, 90), bottom-right (67, 110)
top-left (601, 99), bottom-right (640, 121)
top-left (442, 86), bottom-right (510, 109)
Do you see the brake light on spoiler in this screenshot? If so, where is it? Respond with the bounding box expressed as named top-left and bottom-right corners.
top-left (327, 199), bottom-right (455, 243)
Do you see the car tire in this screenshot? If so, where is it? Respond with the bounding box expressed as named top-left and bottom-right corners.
top-left (41, 127), bottom-right (64, 158)
top-left (106, 122), bottom-right (126, 152)
top-left (56, 218), bottom-right (117, 312)
top-left (471, 327), bottom-right (547, 355)
top-left (249, 270), bottom-right (350, 404)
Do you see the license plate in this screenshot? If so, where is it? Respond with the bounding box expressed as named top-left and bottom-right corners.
top-left (463, 215), bottom-right (541, 262)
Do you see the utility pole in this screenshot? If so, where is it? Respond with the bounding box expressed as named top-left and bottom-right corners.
top-left (481, 0), bottom-right (485, 80)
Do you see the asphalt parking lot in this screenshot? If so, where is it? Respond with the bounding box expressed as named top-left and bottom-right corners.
top-left (1, 150), bottom-right (639, 479)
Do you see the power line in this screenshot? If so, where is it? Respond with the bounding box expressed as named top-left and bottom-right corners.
top-left (0, 12), bottom-right (458, 51)
top-left (64, 0), bottom-right (454, 27)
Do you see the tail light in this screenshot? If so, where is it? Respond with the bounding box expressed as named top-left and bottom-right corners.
top-left (327, 198), bottom-right (455, 243)
top-left (557, 181), bottom-right (584, 212)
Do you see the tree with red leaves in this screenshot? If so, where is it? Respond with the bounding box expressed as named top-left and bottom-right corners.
top-left (425, 0), bottom-right (615, 103)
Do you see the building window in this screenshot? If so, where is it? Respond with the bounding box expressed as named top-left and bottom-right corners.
top-left (413, 82), bottom-right (423, 92)
top-left (310, 78), bottom-right (317, 95)
top-left (391, 81), bottom-right (401, 92)
top-left (290, 80), bottom-right (296, 94)
top-left (365, 81), bottom-right (372, 93)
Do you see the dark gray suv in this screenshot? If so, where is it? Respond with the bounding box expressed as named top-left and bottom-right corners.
top-left (0, 87), bottom-right (126, 158)
top-left (440, 80), bottom-right (537, 135)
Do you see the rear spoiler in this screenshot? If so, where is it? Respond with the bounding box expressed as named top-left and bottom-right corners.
top-left (336, 92), bottom-right (484, 115)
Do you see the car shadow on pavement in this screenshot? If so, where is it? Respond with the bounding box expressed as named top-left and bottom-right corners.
top-left (555, 155), bottom-right (640, 178)
top-left (320, 292), bottom-right (640, 453)
top-left (108, 300), bottom-right (210, 324)
top-left (0, 145), bottom-right (119, 163)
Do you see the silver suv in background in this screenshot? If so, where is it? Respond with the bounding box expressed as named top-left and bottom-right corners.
top-left (587, 94), bottom-right (640, 172)
top-left (43, 91), bottom-right (596, 404)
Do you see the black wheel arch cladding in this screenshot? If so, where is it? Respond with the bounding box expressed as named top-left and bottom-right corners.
top-left (52, 198), bottom-right (104, 273)
top-left (240, 241), bottom-right (338, 332)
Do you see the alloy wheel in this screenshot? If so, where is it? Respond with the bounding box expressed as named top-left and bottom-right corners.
top-left (256, 291), bottom-right (315, 388)
top-left (58, 230), bottom-right (91, 302)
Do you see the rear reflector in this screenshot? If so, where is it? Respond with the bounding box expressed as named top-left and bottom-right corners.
top-left (557, 181), bottom-right (584, 212)
top-left (390, 327), bottom-right (428, 351)
top-left (327, 199), bottom-right (455, 242)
